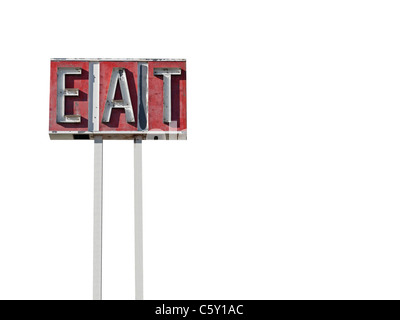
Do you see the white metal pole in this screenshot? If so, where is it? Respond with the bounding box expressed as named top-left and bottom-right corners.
top-left (93, 136), bottom-right (103, 300)
top-left (134, 137), bottom-right (144, 300)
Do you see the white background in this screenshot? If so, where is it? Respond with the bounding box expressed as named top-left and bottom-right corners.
top-left (1, 0), bottom-right (400, 300)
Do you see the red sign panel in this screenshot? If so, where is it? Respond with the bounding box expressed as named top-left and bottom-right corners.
top-left (49, 59), bottom-right (187, 140)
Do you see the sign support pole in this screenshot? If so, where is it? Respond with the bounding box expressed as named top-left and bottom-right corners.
top-left (134, 137), bottom-right (144, 300)
top-left (93, 136), bottom-right (103, 300)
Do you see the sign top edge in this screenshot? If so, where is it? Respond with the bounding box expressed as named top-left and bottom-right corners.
top-left (51, 58), bottom-right (186, 62)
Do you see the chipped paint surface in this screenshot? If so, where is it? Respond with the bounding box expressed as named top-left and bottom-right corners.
top-left (49, 59), bottom-right (187, 140)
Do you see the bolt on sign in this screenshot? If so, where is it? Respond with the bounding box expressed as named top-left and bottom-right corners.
top-left (49, 59), bottom-right (187, 140)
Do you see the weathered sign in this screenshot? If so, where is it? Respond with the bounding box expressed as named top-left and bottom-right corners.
top-left (49, 59), bottom-right (187, 140)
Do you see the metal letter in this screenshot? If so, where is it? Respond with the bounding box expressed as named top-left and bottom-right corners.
top-left (137, 63), bottom-right (148, 131)
top-left (88, 62), bottom-right (100, 132)
top-left (56, 67), bottom-right (82, 123)
top-left (153, 68), bottom-right (181, 123)
top-left (102, 68), bottom-right (135, 123)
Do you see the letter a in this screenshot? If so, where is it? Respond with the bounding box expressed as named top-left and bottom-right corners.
top-left (102, 68), bottom-right (135, 123)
